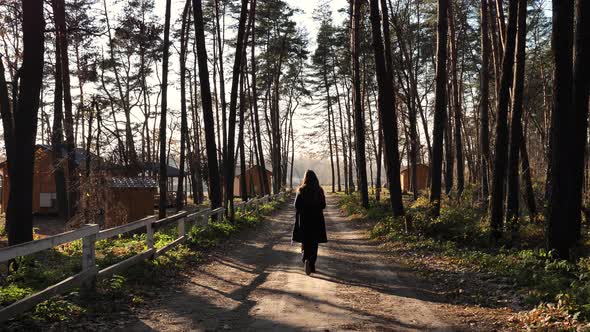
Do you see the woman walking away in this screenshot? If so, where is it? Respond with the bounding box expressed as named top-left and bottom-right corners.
top-left (292, 170), bottom-right (327, 275)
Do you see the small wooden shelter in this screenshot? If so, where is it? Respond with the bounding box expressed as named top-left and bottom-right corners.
top-left (233, 165), bottom-right (272, 197)
top-left (400, 164), bottom-right (430, 193)
top-left (103, 177), bottom-right (157, 227)
top-left (142, 162), bottom-right (181, 207)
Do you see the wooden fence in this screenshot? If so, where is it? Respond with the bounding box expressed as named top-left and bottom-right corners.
top-left (0, 191), bottom-right (291, 322)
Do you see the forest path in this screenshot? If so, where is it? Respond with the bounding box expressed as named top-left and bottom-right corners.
top-left (123, 194), bottom-right (457, 331)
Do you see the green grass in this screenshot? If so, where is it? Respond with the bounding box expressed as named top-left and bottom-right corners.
top-left (337, 191), bottom-right (590, 323)
top-left (0, 197), bottom-right (286, 328)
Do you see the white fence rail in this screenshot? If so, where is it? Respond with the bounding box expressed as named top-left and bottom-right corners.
top-left (0, 190), bottom-right (291, 323)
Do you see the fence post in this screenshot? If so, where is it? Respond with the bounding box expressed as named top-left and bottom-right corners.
top-left (146, 221), bottom-right (154, 252)
top-left (178, 216), bottom-right (186, 238)
top-left (81, 225), bottom-right (98, 293)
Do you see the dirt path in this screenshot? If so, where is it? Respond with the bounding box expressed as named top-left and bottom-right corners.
top-left (123, 194), bottom-right (459, 331)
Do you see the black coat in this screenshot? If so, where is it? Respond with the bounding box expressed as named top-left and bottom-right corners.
top-left (292, 190), bottom-right (327, 243)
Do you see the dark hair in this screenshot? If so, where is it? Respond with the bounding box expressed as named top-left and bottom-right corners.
top-left (298, 170), bottom-right (324, 200)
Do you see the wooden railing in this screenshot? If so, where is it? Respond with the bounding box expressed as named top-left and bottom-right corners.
top-left (0, 190), bottom-right (291, 322)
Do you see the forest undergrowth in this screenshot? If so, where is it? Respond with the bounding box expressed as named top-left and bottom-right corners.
top-left (338, 190), bottom-right (590, 330)
top-left (0, 198), bottom-right (285, 330)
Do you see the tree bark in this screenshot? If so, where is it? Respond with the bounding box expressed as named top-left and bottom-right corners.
top-left (5, 0), bottom-right (45, 245)
top-left (215, 0), bottom-right (228, 171)
top-left (324, 68), bottom-right (336, 193)
top-left (448, 1), bottom-right (464, 196)
top-left (53, 0), bottom-right (77, 218)
top-left (429, 0), bottom-right (449, 217)
top-left (520, 133), bottom-right (537, 217)
top-left (176, 0), bottom-right (190, 211)
top-left (480, 0), bottom-right (491, 204)
top-left (444, 86), bottom-right (453, 195)
top-left (249, 0), bottom-right (269, 197)
top-left (369, 0), bottom-right (404, 214)
top-left (569, 0), bottom-right (590, 245)
top-left (352, 0), bottom-right (369, 208)
top-left (489, 0), bottom-right (518, 239)
top-left (192, 0), bottom-right (223, 209)
top-left (546, 0), bottom-right (575, 258)
top-left (224, 0), bottom-right (249, 219)
top-left (158, 0), bottom-right (172, 218)
top-left (52, 39), bottom-right (69, 221)
top-left (505, 0), bottom-right (527, 229)
top-left (239, 64), bottom-right (248, 202)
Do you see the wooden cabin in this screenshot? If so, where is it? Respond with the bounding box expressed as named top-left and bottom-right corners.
top-left (0, 145), bottom-right (157, 223)
top-left (400, 164), bottom-right (430, 193)
top-left (233, 166), bottom-right (272, 197)
top-left (0, 145), bottom-right (103, 214)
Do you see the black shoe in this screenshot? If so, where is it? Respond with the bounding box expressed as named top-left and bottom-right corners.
top-left (310, 265), bottom-right (316, 273)
top-left (304, 260), bottom-right (311, 275)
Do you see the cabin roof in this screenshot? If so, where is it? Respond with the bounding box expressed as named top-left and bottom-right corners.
top-left (234, 165), bottom-right (273, 177)
top-left (400, 164), bottom-right (430, 173)
top-left (37, 144), bottom-right (96, 161)
top-left (142, 162), bottom-right (181, 177)
top-left (109, 177), bottom-right (157, 188)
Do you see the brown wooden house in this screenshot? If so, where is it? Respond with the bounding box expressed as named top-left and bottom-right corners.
top-left (0, 145), bottom-right (155, 227)
top-left (400, 164), bottom-right (430, 193)
top-left (0, 144), bottom-right (103, 214)
top-left (233, 166), bottom-right (272, 197)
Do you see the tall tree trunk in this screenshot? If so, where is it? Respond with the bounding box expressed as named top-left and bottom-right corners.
top-left (331, 89), bottom-right (342, 193)
top-left (490, 0), bottom-right (519, 239)
top-left (176, 0), bottom-right (190, 211)
top-left (224, 0), bottom-right (248, 219)
top-left (239, 66), bottom-right (248, 202)
top-left (480, 0), bottom-right (491, 204)
top-left (352, 0), bottom-right (369, 208)
top-left (250, 0), bottom-right (268, 197)
top-left (5, 0), bottom-right (45, 245)
top-left (505, 0), bottom-right (527, 230)
top-left (495, 0), bottom-right (507, 50)
top-left (189, 68), bottom-right (205, 204)
top-left (158, 0), bottom-right (172, 218)
top-left (380, 0), bottom-right (404, 214)
top-left (53, 0), bottom-right (77, 218)
top-left (52, 39), bottom-right (69, 220)
top-left (448, 1), bottom-right (464, 196)
top-left (547, 0), bottom-right (589, 258)
top-left (324, 68), bottom-right (336, 193)
top-left (193, 0), bottom-right (223, 209)
top-left (369, 0), bottom-right (404, 214)
top-left (520, 133), bottom-right (537, 217)
top-left (332, 64), bottom-right (349, 194)
top-left (86, 100), bottom-right (96, 178)
top-left (569, 0), bottom-right (590, 245)
top-left (444, 81), bottom-right (454, 195)
top-left (376, 126), bottom-right (383, 202)
top-left (429, 0), bottom-right (449, 217)
top-left (215, 0), bottom-right (228, 172)
top-left (546, 0), bottom-right (575, 258)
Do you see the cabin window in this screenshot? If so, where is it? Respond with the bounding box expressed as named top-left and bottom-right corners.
top-left (40, 192), bottom-right (57, 208)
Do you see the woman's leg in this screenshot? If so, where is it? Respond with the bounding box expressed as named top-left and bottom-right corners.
top-left (309, 241), bottom-right (319, 267)
top-left (302, 240), bottom-right (310, 262)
